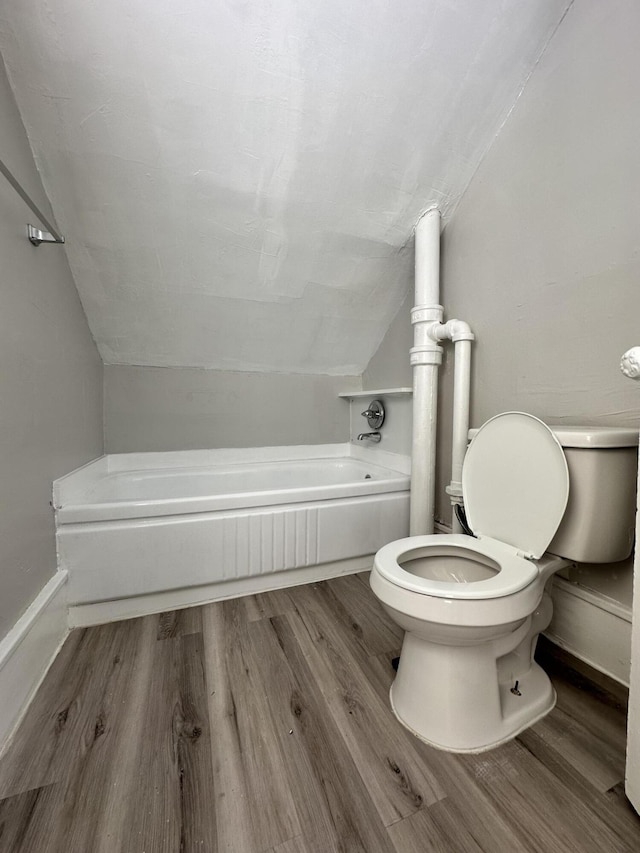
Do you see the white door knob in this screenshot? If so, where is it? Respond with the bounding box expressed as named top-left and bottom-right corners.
top-left (621, 347), bottom-right (640, 380)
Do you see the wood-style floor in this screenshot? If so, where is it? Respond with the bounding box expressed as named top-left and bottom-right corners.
top-left (0, 573), bottom-right (639, 852)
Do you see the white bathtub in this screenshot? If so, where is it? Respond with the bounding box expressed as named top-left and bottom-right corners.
top-left (55, 445), bottom-right (410, 624)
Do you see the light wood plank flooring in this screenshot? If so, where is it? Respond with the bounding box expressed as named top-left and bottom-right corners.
top-left (0, 573), bottom-right (639, 852)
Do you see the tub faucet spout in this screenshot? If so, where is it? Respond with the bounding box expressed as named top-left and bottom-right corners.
top-left (357, 431), bottom-right (381, 443)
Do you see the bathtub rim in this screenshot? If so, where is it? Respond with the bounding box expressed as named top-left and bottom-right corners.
top-left (54, 443), bottom-right (411, 524)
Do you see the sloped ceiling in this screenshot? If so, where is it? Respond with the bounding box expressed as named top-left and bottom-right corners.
top-left (0, 1), bottom-right (569, 374)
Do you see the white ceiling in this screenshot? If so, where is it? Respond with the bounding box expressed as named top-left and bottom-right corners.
top-left (1, 1), bottom-right (569, 374)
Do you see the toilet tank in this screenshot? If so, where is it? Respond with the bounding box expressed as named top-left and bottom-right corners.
top-left (548, 426), bottom-right (638, 563)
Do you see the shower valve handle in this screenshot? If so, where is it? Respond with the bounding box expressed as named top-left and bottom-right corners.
top-left (360, 399), bottom-right (385, 429)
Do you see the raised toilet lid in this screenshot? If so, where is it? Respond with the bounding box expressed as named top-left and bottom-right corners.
top-left (463, 412), bottom-right (570, 559)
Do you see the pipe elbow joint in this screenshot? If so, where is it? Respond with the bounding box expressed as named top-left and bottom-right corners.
top-left (446, 319), bottom-right (475, 342)
top-left (425, 319), bottom-right (474, 344)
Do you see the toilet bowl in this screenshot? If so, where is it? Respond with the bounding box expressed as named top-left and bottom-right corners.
top-left (371, 412), bottom-right (638, 753)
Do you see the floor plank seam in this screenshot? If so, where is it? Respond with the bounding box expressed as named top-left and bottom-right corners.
top-left (0, 578), bottom-right (638, 853)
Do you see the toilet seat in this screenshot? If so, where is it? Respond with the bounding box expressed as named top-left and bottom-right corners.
top-left (462, 412), bottom-right (569, 559)
top-left (374, 413), bottom-right (570, 601)
top-left (374, 534), bottom-right (539, 599)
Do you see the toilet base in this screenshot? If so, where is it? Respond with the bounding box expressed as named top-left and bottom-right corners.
top-left (389, 631), bottom-right (556, 753)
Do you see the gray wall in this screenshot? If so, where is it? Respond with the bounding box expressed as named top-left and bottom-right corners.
top-left (438, 0), bottom-right (640, 522)
top-left (104, 365), bottom-right (360, 452)
top-left (0, 57), bottom-right (103, 639)
top-left (366, 0), bottom-right (640, 530)
top-left (360, 293), bottom-right (413, 458)
top-left (363, 292), bottom-right (413, 391)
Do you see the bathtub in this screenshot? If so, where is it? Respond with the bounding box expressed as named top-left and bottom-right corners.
top-left (55, 444), bottom-right (410, 625)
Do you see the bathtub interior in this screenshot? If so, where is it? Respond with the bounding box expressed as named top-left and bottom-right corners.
top-left (54, 444), bottom-right (410, 524)
top-left (73, 458), bottom-right (404, 504)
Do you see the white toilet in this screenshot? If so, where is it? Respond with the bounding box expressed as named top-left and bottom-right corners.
top-left (371, 412), bottom-right (638, 753)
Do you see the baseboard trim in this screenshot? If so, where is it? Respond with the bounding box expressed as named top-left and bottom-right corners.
top-left (545, 575), bottom-right (632, 687)
top-left (68, 556), bottom-right (373, 627)
top-left (0, 571), bottom-right (69, 755)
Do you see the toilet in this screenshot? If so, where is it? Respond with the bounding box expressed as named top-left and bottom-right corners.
top-left (370, 412), bottom-right (638, 753)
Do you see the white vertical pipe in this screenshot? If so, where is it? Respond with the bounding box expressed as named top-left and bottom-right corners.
top-left (410, 366), bottom-right (439, 534)
top-left (451, 339), bottom-right (472, 488)
top-left (449, 338), bottom-right (472, 533)
top-left (414, 209), bottom-right (441, 309)
top-left (410, 209), bottom-right (442, 535)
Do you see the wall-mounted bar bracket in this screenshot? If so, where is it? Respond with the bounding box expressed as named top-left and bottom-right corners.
top-left (0, 156), bottom-right (65, 246)
top-left (27, 225), bottom-right (65, 246)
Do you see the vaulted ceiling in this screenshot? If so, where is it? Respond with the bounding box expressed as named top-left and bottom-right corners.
top-left (1, 1), bottom-right (569, 374)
